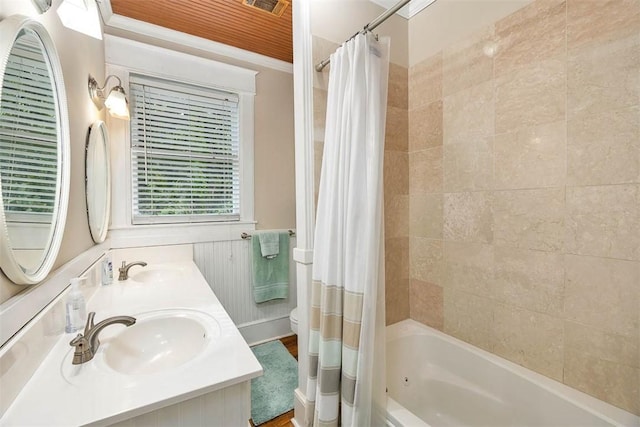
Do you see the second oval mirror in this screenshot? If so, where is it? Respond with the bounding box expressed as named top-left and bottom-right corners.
top-left (85, 121), bottom-right (110, 243)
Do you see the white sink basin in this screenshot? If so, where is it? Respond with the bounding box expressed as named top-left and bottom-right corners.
top-left (129, 266), bottom-right (185, 284)
top-left (103, 310), bottom-right (220, 375)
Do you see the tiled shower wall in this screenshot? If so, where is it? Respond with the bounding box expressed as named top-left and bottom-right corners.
top-left (311, 35), bottom-right (410, 326)
top-left (407, 0), bottom-right (639, 415)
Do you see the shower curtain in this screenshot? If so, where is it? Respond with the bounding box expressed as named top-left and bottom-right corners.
top-left (307, 32), bottom-right (390, 427)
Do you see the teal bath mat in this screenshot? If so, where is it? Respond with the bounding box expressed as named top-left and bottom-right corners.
top-left (251, 340), bottom-right (298, 425)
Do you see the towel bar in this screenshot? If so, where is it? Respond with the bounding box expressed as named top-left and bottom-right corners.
top-left (241, 230), bottom-right (295, 240)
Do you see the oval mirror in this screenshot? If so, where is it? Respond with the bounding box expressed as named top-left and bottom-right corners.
top-left (0, 16), bottom-right (70, 285)
top-left (85, 121), bottom-right (110, 243)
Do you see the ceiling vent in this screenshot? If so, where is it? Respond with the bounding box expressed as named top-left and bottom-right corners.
top-left (243, 0), bottom-right (289, 17)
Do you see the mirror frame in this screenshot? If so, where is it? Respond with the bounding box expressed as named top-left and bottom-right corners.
top-left (85, 121), bottom-right (111, 243)
top-left (0, 15), bottom-right (70, 285)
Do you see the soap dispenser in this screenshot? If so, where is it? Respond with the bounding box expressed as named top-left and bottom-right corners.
top-left (65, 278), bottom-right (87, 333)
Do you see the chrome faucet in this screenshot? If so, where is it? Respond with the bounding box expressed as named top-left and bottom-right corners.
top-left (118, 260), bottom-right (147, 281)
top-left (69, 312), bottom-right (136, 365)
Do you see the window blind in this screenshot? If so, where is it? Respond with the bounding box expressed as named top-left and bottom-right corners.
top-left (129, 75), bottom-right (240, 224)
top-left (0, 37), bottom-right (57, 221)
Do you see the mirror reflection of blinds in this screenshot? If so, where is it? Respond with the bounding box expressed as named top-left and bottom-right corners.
top-left (129, 75), bottom-right (240, 224)
top-left (0, 41), bottom-right (57, 216)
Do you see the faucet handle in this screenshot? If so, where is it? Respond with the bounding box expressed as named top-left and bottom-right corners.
top-left (84, 312), bottom-right (97, 348)
top-left (69, 333), bottom-right (92, 364)
top-left (84, 312), bottom-right (95, 335)
top-left (69, 333), bottom-right (86, 346)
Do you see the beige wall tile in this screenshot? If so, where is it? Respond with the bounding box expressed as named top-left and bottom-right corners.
top-left (385, 195), bottom-right (409, 238)
top-left (494, 120), bottom-right (567, 189)
top-left (565, 321), bottom-right (640, 415)
top-left (386, 277), bottom-right (410, 325)
top-left (388, 63), bottom-right (408, 109)
top-left (443, 289), bottom-right (493, 351)
top-left (313, 88), bottom-right (327, 142)
top-left (409, 101), bottom-right (443, 152)
top-left (409, 147), bottom-right (443, 194)
top-left (495, 57), bottom-right (566, 134)
top-left (410, 237), bottom-right (443, 285)
top-left (443, 137), bottom-right (494, 192)
top-left (495, 0), bottom-right (566, 76)
top-left (386, 237), bottom-right (410, 324)
top-left (385, 106), bottom-right (409, 152)
top-left (491, 304), bottom-right (564, 381)
top-left (409, 193), bottom-right (443, 239)
top-left (565, 185), bottom-right (640, 260)
top-left (409, 52), bottom-right (442, 110)
top-left (564, 345), bottom-right (640, 415)
top-left (443, 241), bottom-right (494, 297)
top-left (568, 106), bottom-right (640, 186)
top-left (443, 80), bottom-right (494, 146)
top-left (312, 36), bottom-right (339, 90)
top-left (493, 247), bottom-right (565, 316)
top-left (443, 192), bottom-right (493, 243)
top-left (565, 321), bottom-right (639, 369)
top-left (385, 150), bottom-right (409, 196)
top-left (567, 35), bottom-right (640, 121)
top-left (410, 279), bottom-right (444, 330)
top-left (386, 237), bottom-right (410, 280)
top-left (442, 26), bottom-right (495, 96)
top-left (493, 188), bottom-right (565, 251)
top-left (564, 255), bottom-right (639, 338)
top-left (567, 0), bottom-right (640, 52)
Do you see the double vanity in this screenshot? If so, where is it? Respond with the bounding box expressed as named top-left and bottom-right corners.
top-left (1, 245), bottom-right (263, 426)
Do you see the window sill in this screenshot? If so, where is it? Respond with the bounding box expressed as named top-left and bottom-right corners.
top-left (108, 221), bottom-right (256, 248)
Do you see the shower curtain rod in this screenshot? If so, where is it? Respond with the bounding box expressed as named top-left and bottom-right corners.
top-left (314, 0), bottom-right (412, 72)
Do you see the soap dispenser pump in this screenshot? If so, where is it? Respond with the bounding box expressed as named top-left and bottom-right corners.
top-left (65, 278), bottom-right (87, 333)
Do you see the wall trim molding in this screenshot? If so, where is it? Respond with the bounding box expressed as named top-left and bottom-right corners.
top-left (237, 315), bottom-right (293, 346)
top-left (293, 388), bottom-right (314, 427)
top-left (97, 0), bottom-right (293, 74)
top-left (292, 1), bottom-right (314, 425)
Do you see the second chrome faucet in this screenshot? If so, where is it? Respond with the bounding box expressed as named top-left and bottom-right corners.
top-left (118, 261), bottom-right (147, 281)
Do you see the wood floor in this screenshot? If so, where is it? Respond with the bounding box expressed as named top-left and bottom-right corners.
top-left (249, 335), bottom-right (297, 427)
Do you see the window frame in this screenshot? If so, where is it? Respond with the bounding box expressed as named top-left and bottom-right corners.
top-left (128, 74), bottom-right (242, 225)
top-left (104, 35), bottom-right (257, 247)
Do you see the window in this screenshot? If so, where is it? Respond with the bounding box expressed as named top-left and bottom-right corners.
top-left (129, 75), bottom-right (240, 224)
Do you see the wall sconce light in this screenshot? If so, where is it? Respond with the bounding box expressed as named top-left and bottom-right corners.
top-left (88, 75), bottom-right (130, 120)
top-left (31, 0), bottom-right (52, 14)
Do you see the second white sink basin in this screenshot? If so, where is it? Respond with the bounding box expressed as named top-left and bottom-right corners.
top-left (103, 310), bottom-right (220, 375)
top-left (129, 266), bottom-right (185, 284)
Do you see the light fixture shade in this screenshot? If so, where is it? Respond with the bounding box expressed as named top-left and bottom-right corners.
top-left (104, 86), bottom-right (130, 120)
top-left (56, 0), bottom-right (102, 40)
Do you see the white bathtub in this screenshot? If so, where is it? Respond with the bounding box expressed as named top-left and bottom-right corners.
top-left (385, 320), bottom-right (640, 427)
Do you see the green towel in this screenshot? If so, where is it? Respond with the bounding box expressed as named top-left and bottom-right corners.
top-left (252, 231), bottom-right (289, 303)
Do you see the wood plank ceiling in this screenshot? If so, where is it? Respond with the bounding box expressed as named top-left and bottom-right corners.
top-left (110, 0), bottom-right (293, 63)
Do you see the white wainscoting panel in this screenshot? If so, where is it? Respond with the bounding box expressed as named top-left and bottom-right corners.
top-left (193, 238), bottom-right (297, 336)
top-left (108, 382), bottom-right (250, 427)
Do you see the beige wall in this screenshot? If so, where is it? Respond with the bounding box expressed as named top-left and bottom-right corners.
top-left (0, 0), bottom-right (105, 302)
top-left (407, 0), bottom-right (639, 415)
top-left (104, 28), bottom-right (297, 231)
top-left (311, 0), bottom-right (408, 67)
top-left (408, 0), bottom-right (532, 66)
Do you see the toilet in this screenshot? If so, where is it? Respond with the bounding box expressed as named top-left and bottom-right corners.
top-left (289, 307), bottom-right (298, 334)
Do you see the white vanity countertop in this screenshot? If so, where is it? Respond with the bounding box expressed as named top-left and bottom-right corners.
top-left (1, 261), bottom-right (263, 426)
